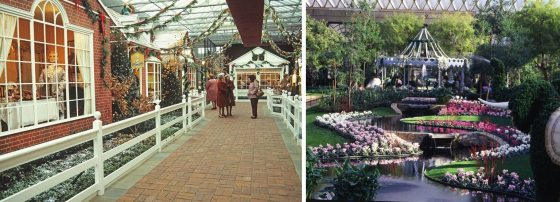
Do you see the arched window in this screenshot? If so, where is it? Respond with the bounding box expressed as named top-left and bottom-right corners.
top-left (0, 0), bottom-right (94, 134)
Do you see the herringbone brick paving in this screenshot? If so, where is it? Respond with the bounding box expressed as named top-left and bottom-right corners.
top-left (116, 102), bottom-right (301, 201)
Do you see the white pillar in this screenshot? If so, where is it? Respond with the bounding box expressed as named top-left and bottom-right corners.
top-left (155, 100), bottom-right (161, 152)
top-left (92, 111), bottom-right (104, 195)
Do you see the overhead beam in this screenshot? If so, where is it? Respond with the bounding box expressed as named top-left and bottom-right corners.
top-left (226, 0), bottom-right (264, 47)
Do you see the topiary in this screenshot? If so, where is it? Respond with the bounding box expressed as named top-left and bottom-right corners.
top-left (491, 58), bottom-right (509, 102)
top-left (508, 79), bottom-right (560, 201)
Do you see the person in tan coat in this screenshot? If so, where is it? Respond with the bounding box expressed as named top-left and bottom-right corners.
top-left (247, 75), bottom-right (259, 119)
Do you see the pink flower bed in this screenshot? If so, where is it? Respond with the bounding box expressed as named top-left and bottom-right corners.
top-left (441, 168), bottom-right (535, 199)
top-left (439, 98), bottom-right (511, 117)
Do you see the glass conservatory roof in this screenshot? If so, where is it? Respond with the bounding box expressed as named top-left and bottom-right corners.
top-left (100, 0), bottom-right (301, 48)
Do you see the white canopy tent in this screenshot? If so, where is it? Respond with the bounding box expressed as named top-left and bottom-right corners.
top-left (228, 47), bottom-right (289, 100)
top-left (379, 24), bottom-right (469, 91)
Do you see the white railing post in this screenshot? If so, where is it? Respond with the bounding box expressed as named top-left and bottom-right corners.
top-left (182, 95), bottom-right (187, 131)
top-left (295, 95), bottom-right (300, 139)
top-left (202, 91), bottom-right (206, 118)
top-left (155, 100), bottom-right (162, 152)
top-left (283, 91), bottom-right (289, 128)
top-left (188, 95), bottom-right (193, 129)
top-left (92, 111), bottom-right (104, 195)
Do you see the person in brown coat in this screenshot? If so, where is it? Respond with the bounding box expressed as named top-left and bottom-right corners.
top-left (216, 74), bottom-right (228, 118)
top-left (225, 75), bottom-right (236, 116)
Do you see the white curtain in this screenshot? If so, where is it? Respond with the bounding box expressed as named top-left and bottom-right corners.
top-left (0, 14), bottom-right (17, 78)
top-left (74, 32), bottom-right (91, 114)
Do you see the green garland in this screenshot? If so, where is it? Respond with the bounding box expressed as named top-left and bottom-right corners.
top-left (126, 0), bottom-right (198, 39)
top-left (265, 6), bottom-right (301, 48)
top-left (198, 33), bottom-right (239, 61)
top-left (235, 60), bottom-right (287, 68)
top-left (82, 0), bottom-right (98, 23)
top-left (122, 0), bottom-right (179, 30)
top-left (189, 9), bottom-right (230, 48)
top-left (262, 6), bottom-right (301, 60)
top-left (101, 34), bottom-right (110, 87)
top-left (81, 0), bottom-right (110, 86)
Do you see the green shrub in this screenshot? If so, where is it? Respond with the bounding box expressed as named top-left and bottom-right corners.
top-left (332, 159), bottom-right (380, 201)
top-left (160, 67), bottom-right (182, 108)
top-left (306, 148), bottom-right (324, 199)
top-left (552, 79), bottom-right (560, 95)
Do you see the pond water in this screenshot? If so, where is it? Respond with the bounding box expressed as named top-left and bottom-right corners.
top-left (313, 112), bottom-right (530, 201)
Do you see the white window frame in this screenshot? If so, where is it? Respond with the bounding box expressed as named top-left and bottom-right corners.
top-left (0, 0), bottom-right (95, 137)
top-left (145, 61), bottom-right (161, 101)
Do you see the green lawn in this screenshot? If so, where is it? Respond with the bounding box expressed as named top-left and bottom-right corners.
top-left (425, 154), bottom-right (533, 179)
top-left (372, 107), bottom-right (400, 117)
top-left (401, 115), bottom-right (513, 126)
top-left (306, 108), bottom-right (348, 147)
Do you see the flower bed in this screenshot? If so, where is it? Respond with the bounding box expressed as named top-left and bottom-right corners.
top-left (312, 111), bottom-right (420, 159)
top-left (317, 156), bottom-right (420, 167)
top-left (438, 168), bottom-right (535, 200)
top-left (412, 119), bottom-right (530, 160)
top-left (439, 98), bottom-right (511, 118)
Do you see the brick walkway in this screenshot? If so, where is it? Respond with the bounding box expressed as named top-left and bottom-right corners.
top-left (113, 102), bottom-right (301, 201)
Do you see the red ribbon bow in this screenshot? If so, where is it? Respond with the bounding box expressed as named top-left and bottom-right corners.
top-left (99, 12), bottom-right (106, 35)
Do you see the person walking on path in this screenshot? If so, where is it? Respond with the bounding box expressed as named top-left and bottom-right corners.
top-left (205, 74), bottom-right (218, 109)
top-left (216, 74), bottom-right (228, 118)
top-left (248, 75), bottom-right (259, 119)
top-left (225, 74), bottom-right (236, 116)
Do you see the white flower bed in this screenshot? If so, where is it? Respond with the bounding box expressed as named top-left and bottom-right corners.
top-left (312, 111), bottom-right (420, 159)
top-left (471, 129), bottom-right (530, 160)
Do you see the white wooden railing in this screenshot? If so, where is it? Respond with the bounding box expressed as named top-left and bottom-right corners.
top-left (266, 89), bottom-right (302, 145)
top-left (0, 92), bottom-right (207, 202)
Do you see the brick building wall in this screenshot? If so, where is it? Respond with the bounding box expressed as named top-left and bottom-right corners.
top-left (0, 0), bottom-right (113, 154)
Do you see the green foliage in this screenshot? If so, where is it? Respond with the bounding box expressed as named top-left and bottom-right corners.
top-left (306, 148), bottom-right (325, 199)
top-left (552, 79), bottom-right (560, 94)
top-left (306, 16), bottom-right (346, 70)
top-left (160, 68), bottom-right (182, 108)
top-left (508, 79), bottom-right (560, 202)
top-left (317, 88), bottom-right (408, 112)
top-left (474, 11), bottom-right (533, 73)
top-left (491, 58), bottom-right (509, 101)
top-left (508, 79), bottom-right (559, 133)
top-left (380, 13), bottom-right (425, 55)
top-left (513, 0), bottom-right (560, 80)
top-left (332, 159), bottom-right (380, 201)
top-left (110, 33), bottom-right (143, 122)
top-left (346, 4), bottom-right (382, 69)
top-left (430, 13), bottom-right (482, 57)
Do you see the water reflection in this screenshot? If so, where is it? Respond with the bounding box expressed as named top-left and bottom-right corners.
top-left (314, 115), bottom-right (529, 201)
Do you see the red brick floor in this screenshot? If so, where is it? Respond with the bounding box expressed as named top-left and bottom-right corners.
top-left (117, 102), bottom-right (301, 201)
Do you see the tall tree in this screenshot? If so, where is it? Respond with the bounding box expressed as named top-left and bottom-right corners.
top-left (344, 2), bottom-right (383, 110)
top-left (514, 0), bottom-right (560, 80)
top-left (307, 16), bottom-right (345, 105)
top-left (430, 13), bottom-right (482, 57)
top-left (380, 13), bottom-right (425, 56)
